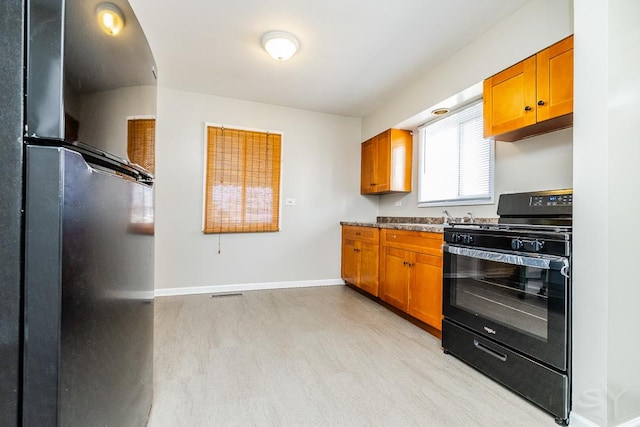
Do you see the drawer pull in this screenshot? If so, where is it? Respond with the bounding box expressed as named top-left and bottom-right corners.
top-left (355, 232), bottom-right (361, 236)
top-left (473, 339), bottom-right (507, 362)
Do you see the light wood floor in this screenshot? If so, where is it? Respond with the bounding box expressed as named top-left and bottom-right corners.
top-left (148, 285), bottom-right (553, 426)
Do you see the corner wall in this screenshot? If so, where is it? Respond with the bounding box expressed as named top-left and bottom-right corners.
top-left (154, 88), bottom-right (374, 292)
top-left (573, 0), bottom-right (640, 425)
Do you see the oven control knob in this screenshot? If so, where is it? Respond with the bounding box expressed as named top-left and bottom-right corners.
top-left (511, 238), bottom-right (523, 250)
top-left (522, 239), bottom-right (545, 252)
top-left (451, 233), bottom-right (462, 243)
top-left (531, 240), bottom-right (545, 252)
top-left (462, 234), bottom-right (474, 244)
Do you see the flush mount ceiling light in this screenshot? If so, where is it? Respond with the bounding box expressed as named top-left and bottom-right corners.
top-left (431, 107), bottom-right (450, 116)
top-left (261, 31), bottom-right (300, 61)
top-left (96, 3), bottom-right (125, 36)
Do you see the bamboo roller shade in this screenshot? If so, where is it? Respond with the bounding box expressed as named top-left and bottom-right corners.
top-left (127, 119), bottom-right (156, 174)
top-left (204, 126), bottom-right (281, 234)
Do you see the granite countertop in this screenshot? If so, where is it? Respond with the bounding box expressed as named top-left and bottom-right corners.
top-left (340, 221), bottom-right (446, 233)
top-left (340, 216), bottom-right (498, 233)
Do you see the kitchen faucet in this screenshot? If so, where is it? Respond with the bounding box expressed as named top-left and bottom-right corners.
top-left (443, 210), bottom-right (455, 224)
top-left (467, 211), bottom-right (475, 223)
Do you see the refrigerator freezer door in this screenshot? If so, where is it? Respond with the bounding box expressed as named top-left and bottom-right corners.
top-left (23, 146), bottom-right (154, 426)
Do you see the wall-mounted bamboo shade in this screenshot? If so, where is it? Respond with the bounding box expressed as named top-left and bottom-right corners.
top-left (127, 118), bottom-right (156, 174)
top-left (204, 126), bottom-right (281, 233)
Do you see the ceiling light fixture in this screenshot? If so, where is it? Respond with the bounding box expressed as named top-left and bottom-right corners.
top-left (96, 3), bottom-right (125, 36)
top-left (431, 108), bottom-right (450, 116)
top-left (261, 31), bottom-right (300, 61)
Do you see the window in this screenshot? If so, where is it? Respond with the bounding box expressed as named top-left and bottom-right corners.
top-left (418, 100), bottom-right (494, 206)
top-left (203, 126), bottom-right (282, 233)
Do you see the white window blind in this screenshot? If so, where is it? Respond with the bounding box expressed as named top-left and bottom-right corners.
top-left (418, 100), bottom-right (494, 206)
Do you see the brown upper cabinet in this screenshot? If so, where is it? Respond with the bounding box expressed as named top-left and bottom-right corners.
top-left (361, 129), bottom-right (412, 194)
top-left (483, 35), bottom-right (573, 142)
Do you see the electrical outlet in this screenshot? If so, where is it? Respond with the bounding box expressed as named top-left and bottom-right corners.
top-left (285, 198), bottom-right (296, 206)
top-left (395, 201), bottom-right (402, 207)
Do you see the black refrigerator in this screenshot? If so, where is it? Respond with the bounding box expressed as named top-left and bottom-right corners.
top-left (0, 0), bottom-right (156, 425)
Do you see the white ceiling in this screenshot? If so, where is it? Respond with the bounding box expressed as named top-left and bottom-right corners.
top-left (129, 0), bottom-right (531, 118)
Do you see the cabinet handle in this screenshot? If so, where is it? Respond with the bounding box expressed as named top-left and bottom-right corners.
top-left (393, 234), bottom-right (397, 239)
top-left (473, 339), bottom-right (507, 362)
top-left (370, 182), bottom-right (376, 186)
top-left (408, 262), bottom-right (415, 267)
top-left (524, 106), bottom-right (532, 111)
top-left (537, 100), bottom-right (545, 106)
top-left (353, 248), bottom-right (361, 252)
top-left (402, 261), bottom-right (407, 266)
top-left (355, 232), bottom-right (361, 236)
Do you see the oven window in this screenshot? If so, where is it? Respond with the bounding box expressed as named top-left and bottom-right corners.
top-left (453, 255), bottom-right (549, 340)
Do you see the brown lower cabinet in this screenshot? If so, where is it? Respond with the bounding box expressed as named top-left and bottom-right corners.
top-left (380, 229), bottom-right (443, 331)
top-left (341, 225), bottom-right (380, 296)
top-left (340, 225), bottom-right (443, 332)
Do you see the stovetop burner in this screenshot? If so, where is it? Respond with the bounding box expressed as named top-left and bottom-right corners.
top-left (444, 190), bottom-right (572, 256)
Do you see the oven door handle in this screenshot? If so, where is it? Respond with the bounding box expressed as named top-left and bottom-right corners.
top-left (443, 244), bottom-right (569, 277)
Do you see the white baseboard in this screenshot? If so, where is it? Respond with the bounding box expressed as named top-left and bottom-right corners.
top-left (571, 412), bottom-right (640, 427)
top-left (154, 279), bottom-right (345, 297)
top-left (617, 416), bottom-right (640, 427)
top-left (571, 413), bottom-right (602, 427)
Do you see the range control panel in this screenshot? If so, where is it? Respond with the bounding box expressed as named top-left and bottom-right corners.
top-left (531, 193), bottom-right (573, 207)
top-left (497, 189), bottom-right (573, 217)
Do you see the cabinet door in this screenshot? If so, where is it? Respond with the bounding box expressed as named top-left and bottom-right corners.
top-left (359, 241), bottom-right (379, 296)
top-left (341, 238), bottom-right (358, 286)
top-left (360, 138), bottom-right (376, 194)
top-left (360, 129), bottom-right (412, 195)
top-left (409, 253), bottom-right (443, 330)
top-left (381, 246), bottom-right (410, 311)
top-left (483, 56), bottom-right (536, 138)
top-left (373, 131), bottom-right (391, 193)
top-left (389, 129), bottom-right (412, 192)
top-left (536, 35), bottom-right (573, 122)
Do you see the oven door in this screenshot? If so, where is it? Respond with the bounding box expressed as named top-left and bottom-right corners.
top-left (443, 244), bottom-right (570, 371)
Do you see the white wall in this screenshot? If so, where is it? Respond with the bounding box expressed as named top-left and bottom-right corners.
top-left (363, 0), bottom-right (574, 220)
top-left (573, 0), bottom-right (640, 425)
top-left (154, 88), bottom-right (375, 291)
top-left (572, 2), bottom-right (608, 424)
top-left (377, 128), bottom-right (573, 219)
top-left (362, 0), bottom-right (574, 140)
top-left (606, 1), bottom-right (640, 422)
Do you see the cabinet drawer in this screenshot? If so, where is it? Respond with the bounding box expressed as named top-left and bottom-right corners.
top-left (415, 252), bottom-right (442, 268)
top-left (382, 229), bottom-right (442, 255)
top-left (343, 226), bottom-right (379, 243)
